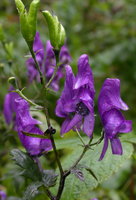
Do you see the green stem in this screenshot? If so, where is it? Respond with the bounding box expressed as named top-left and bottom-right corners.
top-left (76, 129), bottom-right (86, 146)
top-left (46, 64), bottom-right (58, 88)
top-left (49, 134), bottom-right (64, 176)
top-left (15, 89), bottom-right (42, 108)
top-left (28, 46), bottom-right (46, 86)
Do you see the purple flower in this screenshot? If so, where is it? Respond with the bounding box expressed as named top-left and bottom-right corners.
top-left (0, 190), bottom-right (6, 200)
top-left (98, 78), bottom-right (132, 160)
top-left (15, 98), bottom-right (52, 156)
top-left (55, 54), bottom-right (95, 137)
top-left (26, 32), bottom-right (44, 82)
top-left (26, 32), bottom-right (71, 91)
top-left (3, 91), bottom-right (19, 125)
top-left (59, 44), bottom-right (72, 64)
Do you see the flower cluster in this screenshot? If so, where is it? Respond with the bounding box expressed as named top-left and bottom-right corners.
top-left (4, 93), bottom-right (52, 156)
top-left (4, 48), bottom-right (132, 160)
top-left (56, 56), bottom-right (132, 160)
top-left (26, 32), bottom-right (71, 91)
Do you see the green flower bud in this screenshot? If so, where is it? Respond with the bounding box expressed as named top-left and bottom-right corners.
top-left (42, 10), bottom-right (66, 50)
top-left (8, 77), bottom-right (18, 89)
top-left (15, 0), bottom-right (40, 49)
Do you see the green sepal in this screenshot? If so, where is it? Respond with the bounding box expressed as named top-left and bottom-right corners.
top-left (42, 10), bottom-right (66, 50)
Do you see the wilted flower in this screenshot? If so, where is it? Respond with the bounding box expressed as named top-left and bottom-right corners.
top-left (98, 78), bottom-right (132, 160)
top-left (56, 54), bottom-right (95, 137)
top-left (26, 32), bottom-right (71, 91)
top-left (0, 190), bottom-right (6, 200)
top-left (15, 98), bottom-right (52, 156)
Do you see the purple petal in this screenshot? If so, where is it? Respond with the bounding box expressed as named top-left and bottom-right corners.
top-left (59, 44), bottom-right (71, 64)
top-left (0, 190), bottom-right (7, 200)
top-left (102, 109), bottom-right (124, 138)
top-left (15, 98), bottom-right (40, 130)
top-left (118, 120), bottom-right (132, 133)
top-left (61, 117), bottom-right (71, 135)
top-left (110, 138), bottom-right (123, 155)
top-left (98, 78), bottom-right (129, 116)
top-left (3, 92), bottom-right (19, 125)
top-left (19, 125), bottom-right (52, 156)
top-left (63, 114), bottom-right (82, 134)
top-left (55, 65), bottom-right (76, 117)
top-left (83, 113), bottom-right (94, 137)
top-left (45, 40), bottom-right (56, 78)
top-left (33, 32), bottom-right (44, 53)
top-left (99, 136), bottom-right (109, 161)
top-left (74, 54), bottom-right (95, 97)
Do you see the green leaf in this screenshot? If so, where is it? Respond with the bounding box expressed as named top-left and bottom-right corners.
top-left (42, 170), bottom-right (58, 188)
top-left (22, 182), bottom-right (43, 200)
top-left (10, 149), bottom-right (41, 181)
top-left (53, 137), bottom-right (133, 200)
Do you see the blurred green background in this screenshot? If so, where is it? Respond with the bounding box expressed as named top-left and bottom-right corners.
top-left (0, 0), bottom-right (136, 199)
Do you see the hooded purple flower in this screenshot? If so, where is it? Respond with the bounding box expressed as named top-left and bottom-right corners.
top-left (26, 32), bottom-right (44, 82)
top-left (0, 190), bottom-right (6, 200)
top-left (3, 91), bottom-right (19, 125)
top-left (15, 98), bottom-right (52, 156)
top-left (98, 78), bottom-right (132, 160)
top-left (55, 54), bottom-right (95, 137)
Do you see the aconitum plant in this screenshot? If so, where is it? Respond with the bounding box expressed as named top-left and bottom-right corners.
top-left (2, 0), bottom-right (133, 200)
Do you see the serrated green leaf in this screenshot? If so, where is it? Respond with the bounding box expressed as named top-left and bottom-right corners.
top-left (22, 182), bottom-right (43, 200)
top-left (10, 149), bottom-right (41, 181)
top-left (53, 137), bottom-right (133, 200)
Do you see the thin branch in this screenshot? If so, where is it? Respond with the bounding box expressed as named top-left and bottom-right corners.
top-left (49, 133), bottom-right (64, 176)
top-left (15, 89), bottom-right (43, 108)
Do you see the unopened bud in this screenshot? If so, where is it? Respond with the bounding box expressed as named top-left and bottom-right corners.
top-left (42, 10), bottom-right (66, 50)
top-left (15, 0), bottom-right (40, 49)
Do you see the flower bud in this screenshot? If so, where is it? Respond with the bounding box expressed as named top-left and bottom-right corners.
top-left (15, 0), bottom-right (40, 49)
top-left (42, 10), bottom-right (66, 50)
